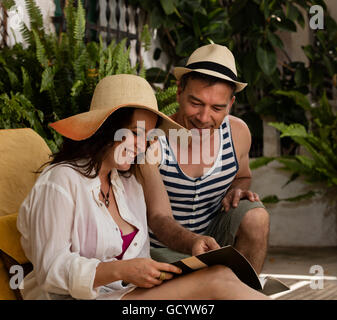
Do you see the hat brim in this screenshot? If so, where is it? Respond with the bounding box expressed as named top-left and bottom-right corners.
top-left (173, 67), bottom-right (247, 93)
top-left (49, 104), bottom-right (187, 141)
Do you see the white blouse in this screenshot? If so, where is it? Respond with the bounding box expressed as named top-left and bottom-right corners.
top-left (17, 163), bottom-right (150, 300)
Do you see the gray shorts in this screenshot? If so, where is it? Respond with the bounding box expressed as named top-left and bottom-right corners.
top-left (150, 200), bottom-right (265, 263)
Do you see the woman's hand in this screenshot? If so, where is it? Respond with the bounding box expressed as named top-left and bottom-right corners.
top-left (118, 258), bottom-right (182, 288)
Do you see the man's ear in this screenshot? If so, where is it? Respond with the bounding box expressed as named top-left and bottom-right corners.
top-left (227, 96), bottom-right (236, 113)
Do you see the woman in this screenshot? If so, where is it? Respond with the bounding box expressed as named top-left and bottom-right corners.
top-left (17, 74), bottom-right (268, 300)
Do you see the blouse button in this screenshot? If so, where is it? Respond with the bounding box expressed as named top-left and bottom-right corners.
top-left (134, 242), bottom-right (137, 246)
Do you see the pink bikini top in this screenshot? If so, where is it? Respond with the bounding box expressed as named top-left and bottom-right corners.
top-left (115, 228), bottom-right (138, 260)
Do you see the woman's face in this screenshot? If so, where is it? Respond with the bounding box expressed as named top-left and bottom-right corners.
top-left (106, 109), bottom-right (158, 172)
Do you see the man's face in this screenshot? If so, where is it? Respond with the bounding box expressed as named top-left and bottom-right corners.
top-left (176, 77), bottom-right (235, 134)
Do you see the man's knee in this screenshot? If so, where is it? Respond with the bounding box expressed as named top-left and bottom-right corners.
top-left (237, 207), bottom-right (270, 240)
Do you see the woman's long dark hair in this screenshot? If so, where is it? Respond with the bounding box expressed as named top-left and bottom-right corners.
top-left (44, 107), bottom-right (137, 179)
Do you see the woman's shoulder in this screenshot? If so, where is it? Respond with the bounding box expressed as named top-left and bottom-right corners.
top-left (38, 162), bottom-right (89, 189)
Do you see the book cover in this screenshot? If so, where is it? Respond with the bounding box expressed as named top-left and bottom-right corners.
top-left (171, 245), bottom-right (289, 295)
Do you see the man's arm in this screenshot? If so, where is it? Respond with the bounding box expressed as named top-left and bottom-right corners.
top-left (222, 116), bottom-right (260, 212)
top-left (139, 164), bottom-right (220, 255)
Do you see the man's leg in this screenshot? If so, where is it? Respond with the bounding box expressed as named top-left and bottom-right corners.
top-left (150, 247), bottom-right (190, 263)
top-left (151, 200), bottom-right (270, 272)
top-left (205, 200), bottom-right (269, 274)
top-left (234, 207), bottom-right (269, 273)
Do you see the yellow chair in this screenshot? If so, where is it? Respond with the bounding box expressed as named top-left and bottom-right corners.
top-left (0, 128), bottom-right (51, 299)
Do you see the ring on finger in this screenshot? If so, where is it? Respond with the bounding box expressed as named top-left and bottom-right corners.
top-left (158, 272), bottom-right (166, 281)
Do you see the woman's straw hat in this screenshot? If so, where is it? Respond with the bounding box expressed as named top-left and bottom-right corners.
top-left (173, 44), bottom-right (247, 93)
top-left (49, 74), bottom-right (186, 141)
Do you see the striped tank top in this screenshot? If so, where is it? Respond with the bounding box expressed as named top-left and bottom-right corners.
top-left (149, 116), bottom-right (239, 248)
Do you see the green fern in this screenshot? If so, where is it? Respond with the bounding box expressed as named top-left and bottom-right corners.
top-left (64, 0), bottom-right (76, 50)
top-left (19, 22), bottom-right (33, 45)
top-left (24, 0), bottom-right (44, 31)
top-left (32, 29), bottom-right (48, 68)
top-left (0, 0), bottom-right (151, 150)
top-left (21, 67), bottom-right (33, 99)
top-left (73, 1), bottom-right (86, 42)
top-left (4, 66), bottom-right (20, 90)
top-left (159, 102), bottom-right (179, 116)
top-left (140, 24), bottom-right (151, 51)
top-left (2, 0), bottom-right (16, 10)
top-left (40, 66), bottom-right (55, 92)
top-left (156, 85), bottom-right (178, 114)
top-left (0, 92), bottom-right (44, 136)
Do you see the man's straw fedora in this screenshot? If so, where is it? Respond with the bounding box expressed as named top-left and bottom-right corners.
top-left (49, 74), bottom-right (187, 141)
top-left (173, 44), bottom-right (247, 93)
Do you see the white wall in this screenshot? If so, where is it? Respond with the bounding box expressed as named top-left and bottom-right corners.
top-left (1, 0), bottom-right (55, 47)
top-left (251, 160), bottom-right (337, 247)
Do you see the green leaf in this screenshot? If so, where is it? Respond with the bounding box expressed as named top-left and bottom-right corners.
top-left (256, 46), bottom-right (277, 76)
top-left (4, 66), bottom-right (19, 89)
top-left (74, 0), bottom-right (86, 42)
top-left (261, 195), bottom-right (280, 204)
top-left (295, 155), bottom-right (315, 169)
top-left (282, 172), bottom-right (300, 187)
top-left (267, 31), bottom-right (284, 49)
top-left (282, 191), bottom-right (316, 202)
top-left (160, 0), bottom-right (176, 15)
top-left (249, 157), bottom-right (275, 170)
top-left (40, 67), bottom-right (55, 92)
top-left (32, 29), bottom-right (48, 68)
top-left (286, 3), bottom-right (300, 22)
top-left (273, 90), bottom-right (311, 111)
top-left (140, 24), bottom-right (151, 51)
top-left (146, 67), bottom-right (167, 84)
top-left (149, 7), bottom-right (164, 29)
top-left (25, 0), bottom-right (44, 30)
top-left (302, 45), bottom-right (314, 61)
top-left (2, 0), bottom-right (15, 10)
top-left (274, 18), bottom-right (297, 32)
top-left (243, 52), bottom-right (261, 84)
top-left (159, 102), bottom-right (179, 116)
top-left (71, 80), bottom-right (84, 97)
top-left (21, 67), bottom-right (33, 99)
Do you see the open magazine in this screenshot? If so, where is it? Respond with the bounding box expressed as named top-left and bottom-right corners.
top-left (171, 245), bottom-right (289, 296)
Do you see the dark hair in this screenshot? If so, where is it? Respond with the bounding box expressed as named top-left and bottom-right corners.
top-left (179, 71), bottom-right (236, 97)
top-left (45, 107), bottom-right (137, 179)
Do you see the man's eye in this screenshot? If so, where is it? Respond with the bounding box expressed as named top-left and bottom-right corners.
top-left (191, 101), bottom-right (201, 106)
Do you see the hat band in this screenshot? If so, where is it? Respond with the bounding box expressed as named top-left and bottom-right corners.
top-left (185, 61), bottom-right (238, 81)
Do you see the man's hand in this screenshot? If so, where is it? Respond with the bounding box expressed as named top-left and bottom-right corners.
top-left (222, 188), bottom-right (260, 213)
top-left (191, 235), bottom-right (221, 256)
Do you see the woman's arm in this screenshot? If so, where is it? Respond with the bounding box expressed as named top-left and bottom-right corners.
top-left (93, 258), bottom-right (181, 288)
top-left (17, 180), bottom-right (100, 300)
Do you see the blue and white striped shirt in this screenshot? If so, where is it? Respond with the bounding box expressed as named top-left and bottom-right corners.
top-left (150, 116), bottom-right (239, 248)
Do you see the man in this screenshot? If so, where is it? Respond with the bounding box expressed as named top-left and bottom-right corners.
top-left (141, 44), bottom-right (269, 274)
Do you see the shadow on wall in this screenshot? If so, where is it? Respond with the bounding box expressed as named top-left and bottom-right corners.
top-left (250, 160), bottom-right (337, 247)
